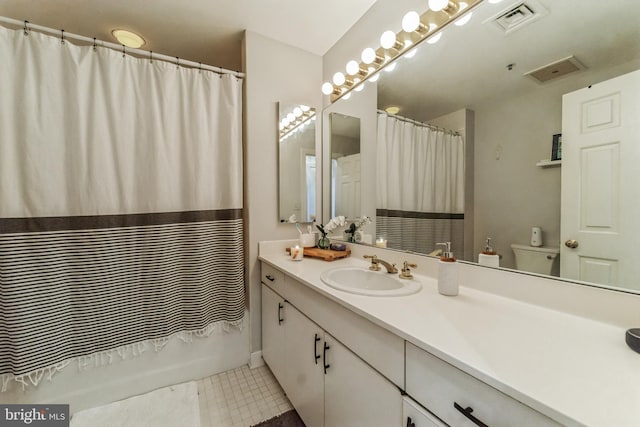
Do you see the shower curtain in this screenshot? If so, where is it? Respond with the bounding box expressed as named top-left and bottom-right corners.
top-left (376, 112), bottom-right (464, 254)
top-left (0, 25), bottom-right (244, 387)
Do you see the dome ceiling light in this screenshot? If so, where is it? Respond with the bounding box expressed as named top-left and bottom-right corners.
top-left (111, 29), bottom-right (145, 49)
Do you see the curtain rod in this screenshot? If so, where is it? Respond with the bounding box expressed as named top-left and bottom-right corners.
top-left (377, 110), bottom-right (460, 136)
top-left (0, 16), bottom-right (245, 78)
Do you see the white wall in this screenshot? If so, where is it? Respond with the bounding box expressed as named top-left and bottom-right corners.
top-left (243, 31), bottom-right (322, 354)
top-left (473, 60), bottom-right (640, 271)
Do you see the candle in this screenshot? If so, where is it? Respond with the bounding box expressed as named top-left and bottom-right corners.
top-left (375, 237), bottom-right (387, 248)
top-left (291, 245), bottom-right (303, 261)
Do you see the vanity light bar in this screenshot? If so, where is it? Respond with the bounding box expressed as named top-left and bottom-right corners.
top-left (322, 0), bottom-right (483, 103)
top-left (279, 108), bottom-right (316, 141)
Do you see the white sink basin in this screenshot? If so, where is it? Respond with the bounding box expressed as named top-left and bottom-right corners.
top-left (320, 267), bottom-right (422, 297)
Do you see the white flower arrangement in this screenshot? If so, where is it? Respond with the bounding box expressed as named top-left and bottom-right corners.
top-left (316, 215), bottom-right (347, 237)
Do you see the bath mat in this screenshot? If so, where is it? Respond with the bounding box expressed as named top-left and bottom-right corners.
top-left (251, 409), bottom-right (305, 427)
top-left (70, 381), bottom-right (200, 427)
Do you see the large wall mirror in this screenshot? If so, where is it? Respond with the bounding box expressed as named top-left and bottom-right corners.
top-left (323, 0), bottom-right (640, 293)
top-left (278, 103), bottom-right (317, 223)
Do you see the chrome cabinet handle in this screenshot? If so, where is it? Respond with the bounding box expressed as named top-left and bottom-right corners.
top-left (454, 402), bottom-right (489, 427)
top-left (565, 239), bottom-right (579, 249)
top-left (265, 274), bottom-right (275, 281)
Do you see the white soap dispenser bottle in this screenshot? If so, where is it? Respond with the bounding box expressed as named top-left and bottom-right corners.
top-left (436, 242), bottom-right (459, 296)
top-left (478, 237), bottom-right (499, 267)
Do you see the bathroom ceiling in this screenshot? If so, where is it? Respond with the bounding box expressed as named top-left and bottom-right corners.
top-left (377, 0), bottom-right (640, 121)
top-left (0, 0), bottom-right (378, 72)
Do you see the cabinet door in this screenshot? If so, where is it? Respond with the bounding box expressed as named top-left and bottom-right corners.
top-left (324, 333), bottom-right (401, 427)
top-left (261, 285), bottom-right (286, 383)
top-left (403, 396), bottom-right (445, 427)
top-left (284, 306), bottom-right (325, 427)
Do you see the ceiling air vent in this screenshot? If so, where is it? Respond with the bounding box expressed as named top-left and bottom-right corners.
top-left (524, 56), bottom-right (586, 84)
top-left (484, 0), bottom-right (548, 34)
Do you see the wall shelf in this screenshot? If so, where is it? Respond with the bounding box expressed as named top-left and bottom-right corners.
top-left (536, 159), bottom-right (562, 168)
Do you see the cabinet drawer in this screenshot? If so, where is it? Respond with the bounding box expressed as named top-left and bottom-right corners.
top-left (262, 263), bottom-right (285, 291)
top-left (406, 343), bottom-right (561, 427)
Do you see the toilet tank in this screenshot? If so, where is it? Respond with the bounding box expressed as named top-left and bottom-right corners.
top-left (510, 244), bottom-right (560, 275)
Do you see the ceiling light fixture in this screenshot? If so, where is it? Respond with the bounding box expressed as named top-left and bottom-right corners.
top-left (111, 29), bottom-right (145, 48)
top-left (385, 106), bottom-right (400, 115)
top-left (321, 0), bottom-right (481, 102)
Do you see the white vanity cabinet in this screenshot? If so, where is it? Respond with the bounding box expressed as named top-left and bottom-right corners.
top-left (261, 262), bottom-right (402, 427)
top-left (282, 302), bottom-right (325, 427)
top-left (323, 333), bottom-right (402, 427)
top-left (261, 284), bottom-right (286, 383)
top-left (406, 343), bottom-right (561, 427)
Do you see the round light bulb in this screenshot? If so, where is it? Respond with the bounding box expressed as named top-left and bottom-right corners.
top-left (279, 122), bottom-right (284, 130)
top-left (427, 32), bottom-right (443, 44)
top-left (488, 0), bottom-right (504, 3)
top-left (321, 82), bottom-right (334, 95)
top-left (342, 93), bottom-right (352, 100)
top-left (369, 73), bottom-right (380, 83)
top-left (287, 113), bottom-right (295, 122)
top-left (361, 47), bottom-right (376, 64)
top-left (333, 72), bottom-right (346, 85)
top-left (455, 12), bottom-right (473, 26)
top-left (355, 84), bottom-right (365, 92)
top-left (428, 0), bottom-right (449, 12)
top-left (293, 107), bottom-right (302, 117)
top-left (385, 62), bottom-right (397, 72)
top-left (301, 105), bottom-right (310, 112)
top-left (402, 11), bottom-right (421, 32)
top-left (282, 118), bottom-right (290, 126)
top-left (346, 60), bottom-right (360, 76)
top-left (380, 30), bottom-right (396, 49)
top-left (405, 47), bottom-right (417, 59)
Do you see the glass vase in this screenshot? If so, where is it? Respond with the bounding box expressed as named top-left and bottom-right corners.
top-left (318, 235), bottom-right (330, 249)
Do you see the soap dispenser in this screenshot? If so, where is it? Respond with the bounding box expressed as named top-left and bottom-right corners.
top-left (436, 242), bottom-right (459, 296)
top-left (478, 237), bottom-right (499, 267)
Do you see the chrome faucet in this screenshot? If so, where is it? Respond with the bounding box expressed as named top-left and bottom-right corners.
top-left (363, 255), bottom-right (398, 273)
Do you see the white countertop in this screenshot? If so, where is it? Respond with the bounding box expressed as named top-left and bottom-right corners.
top-left (259, 245), bottom-right (640, 427)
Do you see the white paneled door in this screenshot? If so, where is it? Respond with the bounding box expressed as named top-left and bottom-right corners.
top-left (561, 69), bottom-right (640, 290)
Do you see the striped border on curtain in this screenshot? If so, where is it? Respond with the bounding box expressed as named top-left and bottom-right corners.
top-left (376, 209), bottom-right (464, 255)
top-left (0, 209), bottom-right (244, 377)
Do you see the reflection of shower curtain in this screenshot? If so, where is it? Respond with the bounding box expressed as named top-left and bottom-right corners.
top-left (0, 25), bottom-right (243, 386)
top-left (376, 113), bottom-right (464, 254)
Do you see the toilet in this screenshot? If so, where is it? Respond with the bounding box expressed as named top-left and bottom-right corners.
top-left (510, 244), bottom-right (560, 275)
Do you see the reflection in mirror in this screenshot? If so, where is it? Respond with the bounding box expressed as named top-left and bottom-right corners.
top-left (326, 0), bottom-right (640, 293)
top-left (278, 103), bottom-right (317, 223)
top-left (329, 113), bottom-right (361, 219)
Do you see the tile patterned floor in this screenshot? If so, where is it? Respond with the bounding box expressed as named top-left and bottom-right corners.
top-left (197, 364), bottom-right (294, 427)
